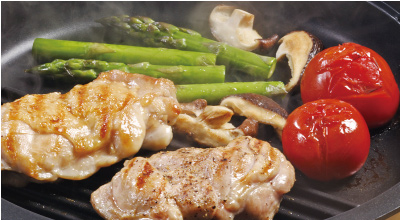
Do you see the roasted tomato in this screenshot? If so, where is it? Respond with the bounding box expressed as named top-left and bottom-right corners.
top-left (301, 42), bottom-right (399, 128)
top-left (282, 99), bottom-right (370, 181)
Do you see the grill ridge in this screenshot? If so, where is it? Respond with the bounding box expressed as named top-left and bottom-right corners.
top-left (2, 171), bottom-right (357, 220)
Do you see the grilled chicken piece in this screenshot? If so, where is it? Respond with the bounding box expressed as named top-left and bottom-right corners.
top-left (1, 70), bottom-right (181, 181)
top-left (91, 136), bottom-right (295, 220)
top-left (173, 99), bottom-right (258, 147)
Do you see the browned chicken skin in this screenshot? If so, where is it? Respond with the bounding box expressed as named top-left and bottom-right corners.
top-left (1, 70), bottom-right (181, 181)
top-left (91, 136), bottom-right (295, 220)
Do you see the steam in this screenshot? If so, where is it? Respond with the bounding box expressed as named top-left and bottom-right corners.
top-left (3, 2), bottom-right (378, 110)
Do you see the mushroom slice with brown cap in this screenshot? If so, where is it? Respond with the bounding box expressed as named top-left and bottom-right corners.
top-left (173, 99), bottom-right (258, 147)
top-left (220, 93), bottom-right (288, 137)
top-left (276, 31), bottom-right (323, 92)
top-left (209, 5), bottom-right (263, 51)
top-left (258, 34), bottom-right (280, 51)
top-left (179, 98), bottom-right (208, 116)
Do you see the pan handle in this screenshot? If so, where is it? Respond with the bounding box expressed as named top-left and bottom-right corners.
top-left (368, 1), bottom-right (400, 25)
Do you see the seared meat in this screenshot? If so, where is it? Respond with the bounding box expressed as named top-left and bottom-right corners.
top-left (173, 99), bottom-right (258, 147)
top-left (1, 70), bottom-right (181, 181)
top-left (91, 136), bottom-right (295, 220)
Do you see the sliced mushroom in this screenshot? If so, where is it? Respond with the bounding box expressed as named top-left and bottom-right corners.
top-left (276, 31), bottom-right (323, 92)
top-left (209, 5), bottom-right (263, 51)
top-left (258, 34), bottom-right (279, 51)
top-left (220, 93), bottom-right (288, 137)
top-left (174, 99), bottom-right (258, 147)
top-left (237, 117), bottom-right (259, 137)
top-left (198, 105), bottom-right (235, 129)
top-left (180, 98), bottom-right (208, 116)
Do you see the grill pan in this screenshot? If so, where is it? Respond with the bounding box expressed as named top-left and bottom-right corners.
top-left (2, 2), bottom-right (400, 219)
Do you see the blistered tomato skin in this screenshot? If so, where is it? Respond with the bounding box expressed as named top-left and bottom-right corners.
top-left (301, 42), bottom-right (400, 128)
top-left (282, 99), bottom-right (370, 181)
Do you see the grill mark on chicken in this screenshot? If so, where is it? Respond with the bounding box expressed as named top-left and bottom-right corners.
top-left (136, 161), bottom-right (154, 189)
top-left (3, 123), bottom-right (17, 166)
top-left (91, 136), bottom-right (295, 219)
top-left (33, 94), bottom-right (44, 115)
top-left (52, 97), bottom-right (66, 134)
top-left (72, 84), bottom-right (87, 117)
top-left (98, 84), bottom-right (111, 139)
top-left (8, 96), bottom-right (22, 120)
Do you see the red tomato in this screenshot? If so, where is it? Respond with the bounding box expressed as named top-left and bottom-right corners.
top-left (301, 42), bottom-right (399, 128)
top-left (282, 99), bottom-right (370, 181)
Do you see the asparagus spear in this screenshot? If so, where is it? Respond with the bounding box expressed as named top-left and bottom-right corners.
top-left (26, 59), bottom-right (225, 84)
top-left (176, 81), bottom-right (286, 104)
top-left (97, 15), bottom-right (277, 80)
top-left (27, 58), bottom-right (285, 103)
top-left (32, 38), bottom-right (217, 66)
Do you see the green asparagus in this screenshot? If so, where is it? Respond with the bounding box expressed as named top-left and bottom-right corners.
top-left (27, 58), bottom-right (285, 103)
top-left (26, 59), bottom-right (225, 84)
top-left (176, 81), bottom-right (286, 104)
top-left (97, 15), bottom-right (277, 80)
top-left (32, 38), bottom-right (217, 66)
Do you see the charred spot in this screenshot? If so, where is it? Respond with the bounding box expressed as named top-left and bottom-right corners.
top-left (75, 85), bottom-right (87, 113)
top-left (4, 131), bottom-right (17, 163)
top-left (128, 160), bottom-right (136, 168)
top-left (136, 162), bottom-right (154, 189)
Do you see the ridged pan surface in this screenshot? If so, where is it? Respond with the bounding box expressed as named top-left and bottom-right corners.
top-left (2, 2), bottom-right (400, 220)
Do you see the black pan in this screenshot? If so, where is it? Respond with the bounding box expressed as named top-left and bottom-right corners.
top-left (2, 2), bottom-right (400, 220)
